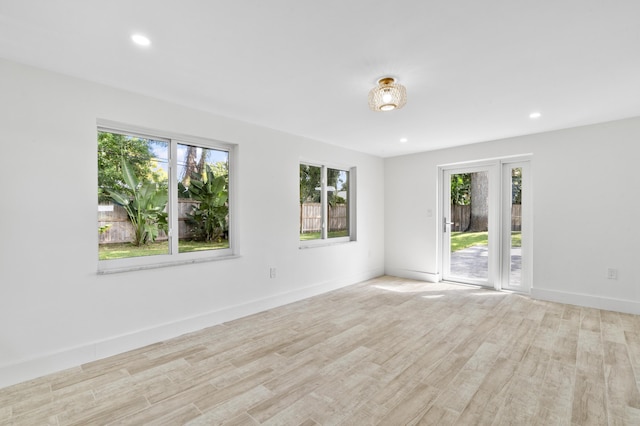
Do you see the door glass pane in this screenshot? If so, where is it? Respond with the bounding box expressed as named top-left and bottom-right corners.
top-left (327, 168), bottom-right (349, 238)
top-left (449, 171), bottom-right (489, 280)
top-left (509, 167), bottom-right (523, 286)
top-left (176, 143), bottom-right (230, 253)
top-left (98, 131), bottom-right (169, 260)
top-left (300, 164), bottom-right (322, 240)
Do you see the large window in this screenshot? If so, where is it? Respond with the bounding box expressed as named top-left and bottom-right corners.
top-left (97, 125), bottom-right (233, 272)
top-left (299, 163), bottom-right (354, 244)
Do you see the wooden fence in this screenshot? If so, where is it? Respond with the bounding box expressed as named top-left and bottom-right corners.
top-left (450, 204), bottom-right (522, 232)
top-left (100, 201), bottom-right (348, 243)
top-left (100, 201), bottom-right (518, 243)
top-left (98, 200), bottom-right (200, 244)
top-left (300, 203), bottom-right (347, 233)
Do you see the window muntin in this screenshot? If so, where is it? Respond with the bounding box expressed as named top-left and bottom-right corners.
top-left (98, 127), bottom-right (233, 270)
top-left (300, 163), bottom-right (353, 243)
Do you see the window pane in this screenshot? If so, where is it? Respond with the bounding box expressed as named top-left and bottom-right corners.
top-left (98, 131), bottom-right (169, 260)
top-left (300, 164), bottom-right (322, 240)
top-left (177, 143), bottom-right (230, 253)
top-left (327, 168), bottom-right (349, 238)
top-left (510, 167), bottom-right (522, 286)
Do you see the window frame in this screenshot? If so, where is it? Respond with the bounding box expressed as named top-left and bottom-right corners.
top-left (97, 120), bottom-right (237, 274)
top-left (299, 160), bottom-right (356, 248)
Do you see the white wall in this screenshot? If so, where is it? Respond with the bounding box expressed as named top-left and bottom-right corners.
top-left (3, 55), bottom-right (639, 390)
top-left (0, 59), bottom-right (385, 388)
top-left (385, 117), bottom-right (640, 313)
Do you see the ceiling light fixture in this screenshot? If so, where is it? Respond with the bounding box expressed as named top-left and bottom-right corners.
top-left (368, 77), bottom-right (407, 112)
top-left (131, 33), bottom-right (151, 47)
top-left (529, 112), bottom-right (541, 119)
top-left (400, 138), bottom-right (408, 143)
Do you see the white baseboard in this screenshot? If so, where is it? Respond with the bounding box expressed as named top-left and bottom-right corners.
top-left (531, 287), bottom-right (640, 315)
top-left (385, 267), bottom-right (440, 283)
top-left (384, 270), bottom-right (640, 315)
top-left (0, 268), bottom-right (383, 389)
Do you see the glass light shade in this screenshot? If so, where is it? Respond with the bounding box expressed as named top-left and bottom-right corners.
top-left (368, 77), bottom-right (407, 112)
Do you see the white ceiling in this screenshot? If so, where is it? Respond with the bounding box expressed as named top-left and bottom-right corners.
top-left (1, 1), bottom-right (639, 157)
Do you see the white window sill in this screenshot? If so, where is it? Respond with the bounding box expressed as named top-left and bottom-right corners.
top-left (97, 254), bottom-right (241, 275)
top-left (299, 238), bottom-right (355, 249)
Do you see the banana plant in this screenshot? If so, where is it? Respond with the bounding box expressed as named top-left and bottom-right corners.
top-left (107, 159), bottom-right (168, 246)
top-left (183, 165), bottom-right (228, 242)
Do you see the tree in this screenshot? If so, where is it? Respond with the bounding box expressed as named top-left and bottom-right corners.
top-left (300, 165), bottom-right (321, 204)
top-left (451, 174), bottom-right (471, 205)
top-left (450, 173), bottom-right (471, 232)
top-left (299, 165), bottom-right (321, 233)
top-left (468, 171), bottom-right (489, 232)
top-left (98, 132), bottom-right (166, 202)
top-left (182, 145), bottom-right (199, 186)
top-left (209, 161), bottom-right (229, 184)
top-left (512, 167), bottom-right (522, 204)
top-left (327, 169), bottom-right (347, 205)
top-left (326, 169), bottom-right (348, 233)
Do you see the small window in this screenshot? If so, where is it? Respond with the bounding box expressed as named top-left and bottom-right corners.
top-left (327, 168), bottom-right (349, 239)
top-left (300, 164), bottom-right (322, 241)
top-left (98, 125), bottom-right (233, 272)
top-left (300, 163), bottom-right (354, 244)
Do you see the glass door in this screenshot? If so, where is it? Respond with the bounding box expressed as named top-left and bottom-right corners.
top-left (441, 159), bottom-right (531, 292)
top-left (501, 161), bottom-right (530, 292)
top-left (442, 165), bottom-right (498, 287)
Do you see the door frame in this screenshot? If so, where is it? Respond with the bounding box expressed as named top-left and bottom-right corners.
top-left (439, 156), bottom-right (532, 293)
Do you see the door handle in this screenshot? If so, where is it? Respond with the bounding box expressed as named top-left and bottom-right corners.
top-left (443, 217), bottom-right (454, 232)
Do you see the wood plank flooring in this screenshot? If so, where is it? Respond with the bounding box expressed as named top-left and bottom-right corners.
top-left (2, 276), bottom-right (640, 425)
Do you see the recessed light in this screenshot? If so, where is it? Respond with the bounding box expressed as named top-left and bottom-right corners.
top-left (529, 112), bottom-right (541, 119)
top-left (131, 33), bottom-right (151, 47)
top-left (400, 138), bottom-right (408, 143)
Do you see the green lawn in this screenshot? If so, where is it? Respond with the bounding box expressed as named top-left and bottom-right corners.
top-left (300, 230), bottom-right (349, 241)
top-left (99, 240), bottom-right (229, 260)
top-left (451, 231), bottom-right (521, 252)
top-left (100, 231), bottom-right (518, 259)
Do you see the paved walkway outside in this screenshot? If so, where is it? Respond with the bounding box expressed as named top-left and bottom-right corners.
top-left (450, 245), bottom-right (521, 285)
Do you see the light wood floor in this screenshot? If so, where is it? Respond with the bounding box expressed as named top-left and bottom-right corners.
top-left (2, 276), bottom-right (640, 425)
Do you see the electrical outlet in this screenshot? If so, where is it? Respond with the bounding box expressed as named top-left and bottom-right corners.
top-left (269, 267), bottom-right (276, 279)
top-left (607, 268), bottom-right (618, 280)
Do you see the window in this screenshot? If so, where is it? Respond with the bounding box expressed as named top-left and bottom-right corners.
top-left (97, 124), bottom-right (233, 272)
top-left (176, 142), bottom-right (230, 253)
top-left (299, 163), bottom-right (354, 244)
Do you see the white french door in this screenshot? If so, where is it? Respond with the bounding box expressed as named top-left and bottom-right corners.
top-left (442, 164), bottom-right (499, 287)
top-left (441, 158), bottom-right (531, 292)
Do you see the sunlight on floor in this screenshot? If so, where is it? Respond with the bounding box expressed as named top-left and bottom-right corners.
top-left (372, 279), bottom-right (511, 301)
top-left (470, 292), bottom-right (507, 297)
top-left (372, 283), bottom-right (476, 294)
